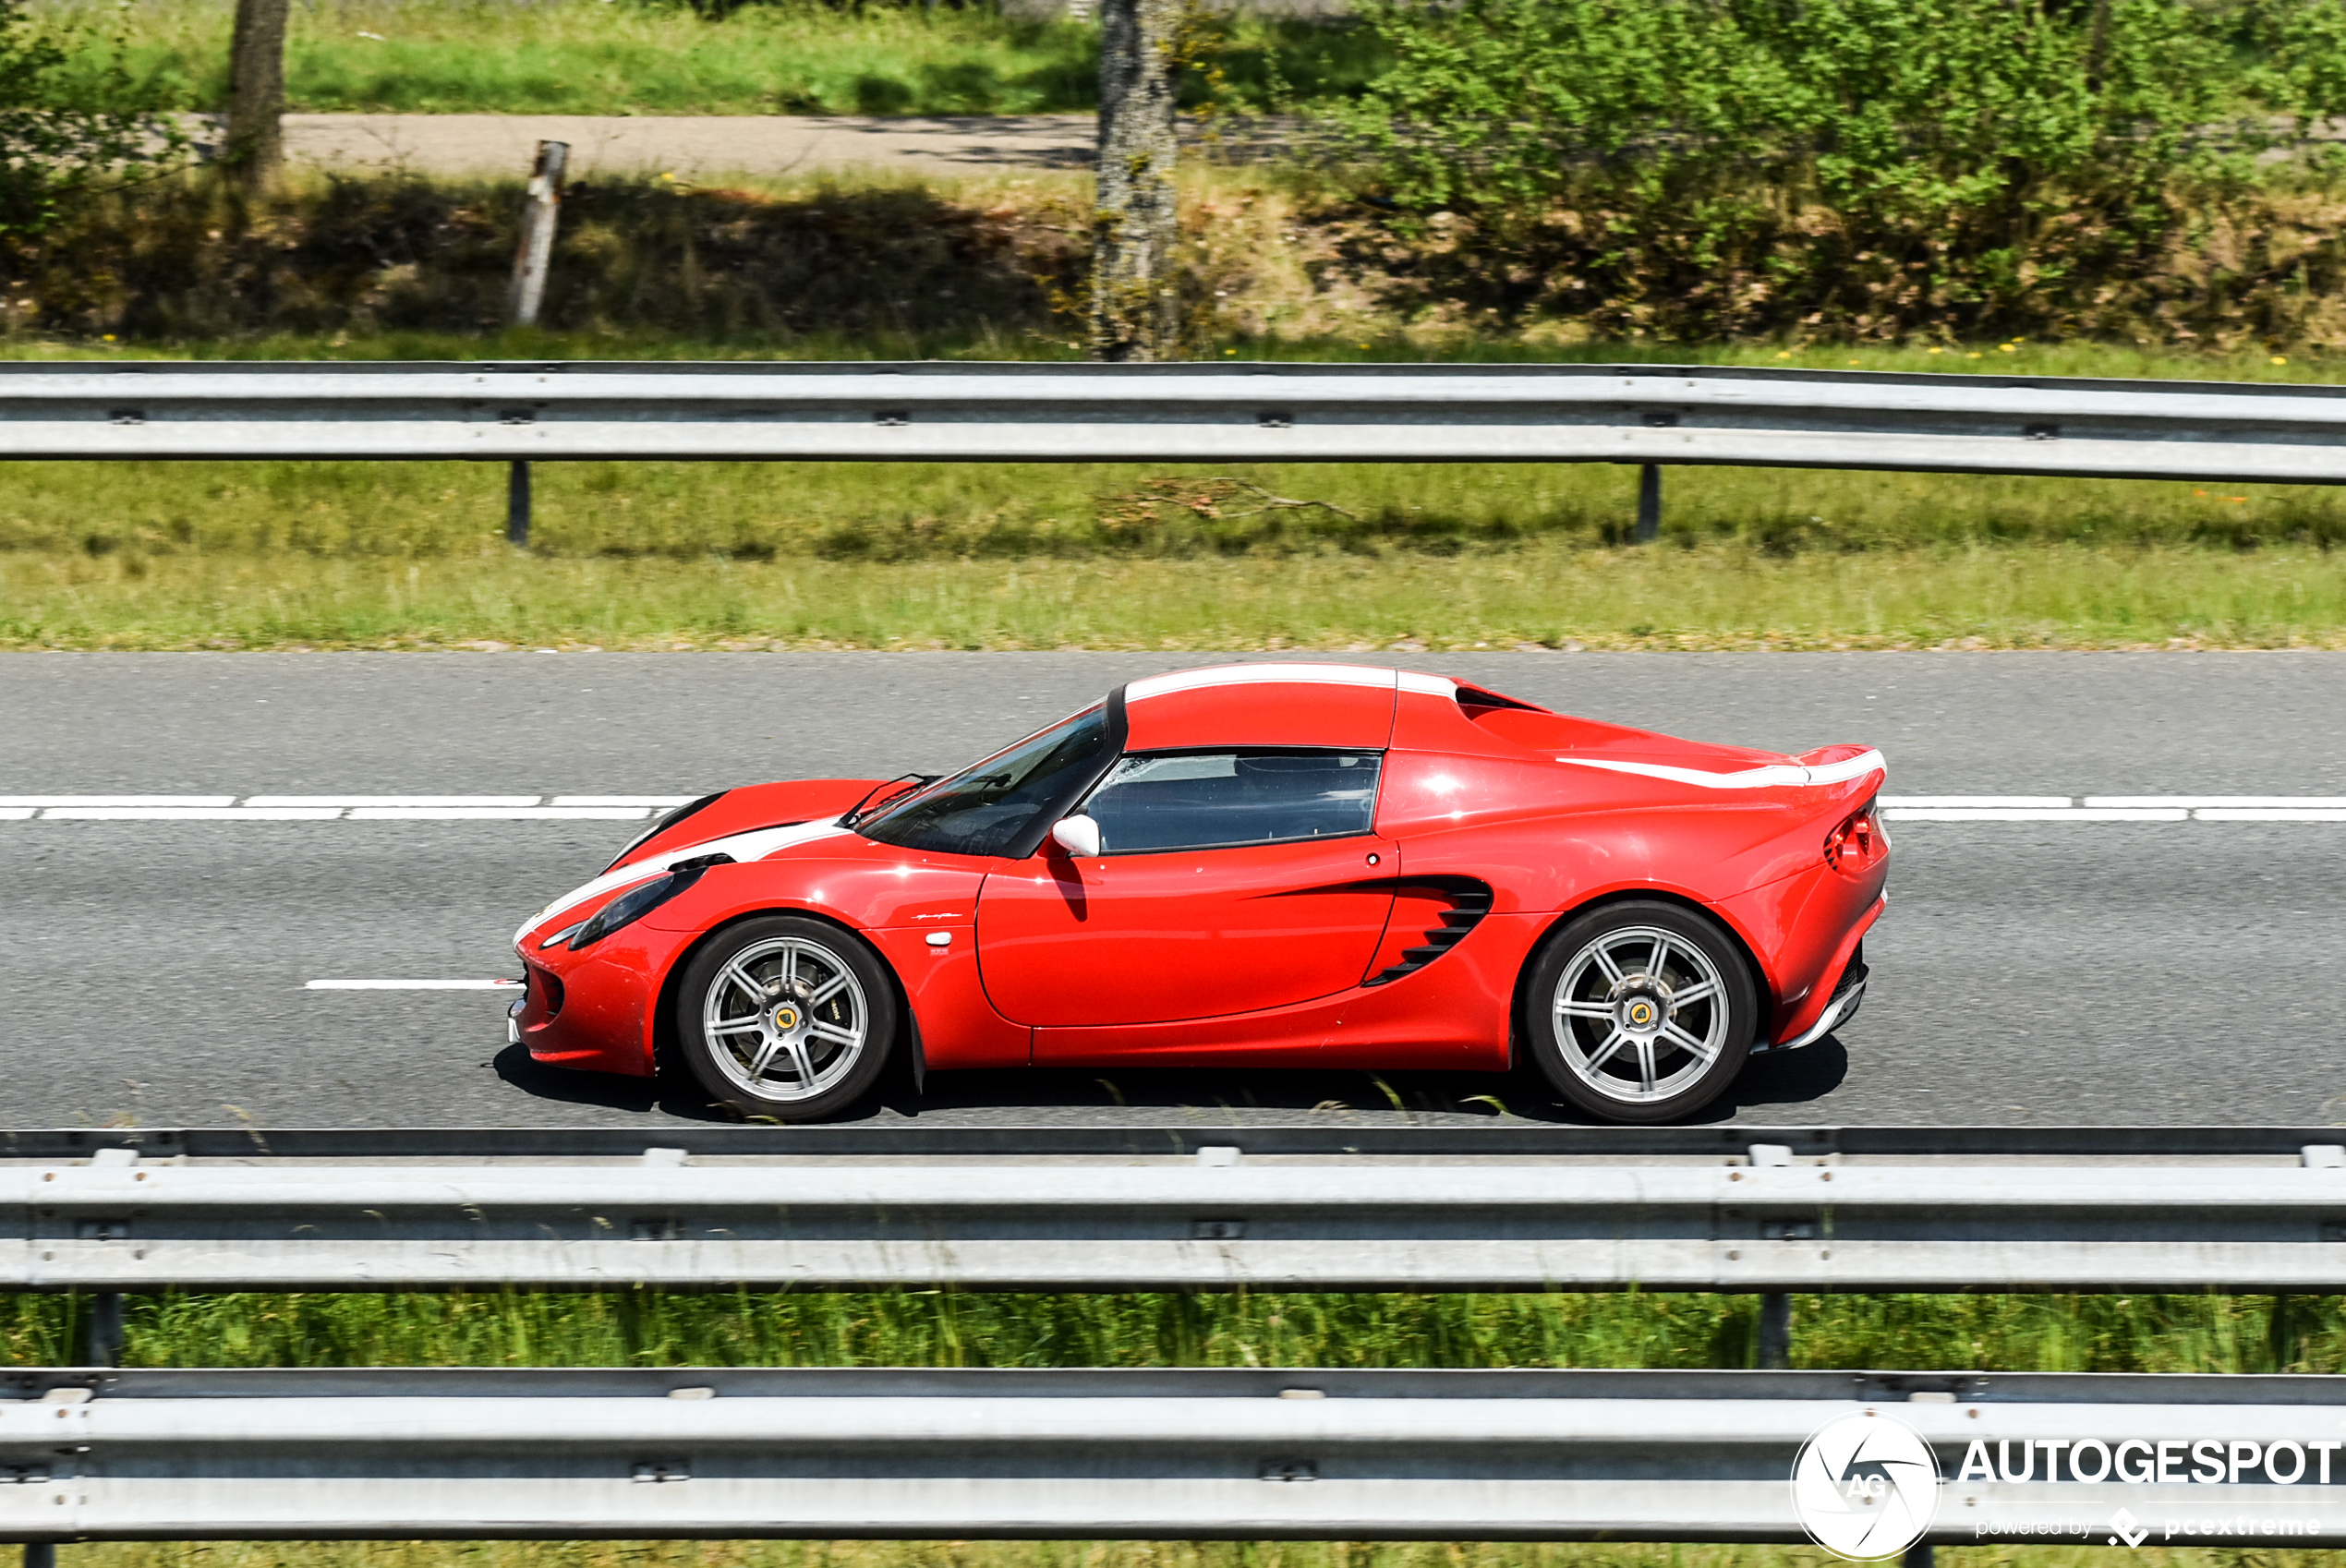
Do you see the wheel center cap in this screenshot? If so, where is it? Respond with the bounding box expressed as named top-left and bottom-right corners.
top-left (1607, 976), bottom-right (1671, 1033)
top-left (771, 1005), bottom-right (800, 1032)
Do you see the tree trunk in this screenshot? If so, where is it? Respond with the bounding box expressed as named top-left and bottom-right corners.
top-left (1091, 0), bottom-right (1181, 362)
top-left (224, 0), bottom-right (291, 194)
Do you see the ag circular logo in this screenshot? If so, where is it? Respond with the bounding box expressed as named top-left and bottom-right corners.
top-left (1791, 1411), bottom-right (1942, 1561)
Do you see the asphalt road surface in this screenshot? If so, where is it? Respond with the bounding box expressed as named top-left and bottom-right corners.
top-left (6, 651), bottom-right (2341, 1131)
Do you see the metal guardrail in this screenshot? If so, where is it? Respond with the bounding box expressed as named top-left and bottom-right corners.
top-left (3, 361), bottom-right (2345, 482)
top-left (10, 1122), bottom-right (2346, 1161)
top-left (13, 1129), bottom-right (2346, 1293)
top-left (7, 1367), bottom-right (2346, 1544)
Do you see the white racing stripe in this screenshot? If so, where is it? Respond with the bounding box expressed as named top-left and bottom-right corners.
top-left (1562, 749), bottom-right (1887, 790)
top-left (306, 979), bottom-right (523, 991)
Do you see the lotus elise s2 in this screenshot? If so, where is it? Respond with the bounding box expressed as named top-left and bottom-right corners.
top-left (511, 663), bottom-right (1887, 1123)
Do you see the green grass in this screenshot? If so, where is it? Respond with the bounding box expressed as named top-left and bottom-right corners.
top-left (6, 538), bottom-right (2344, 651)
top-left (8, 1286), bottom-right (2343, 1378)
top-left (12, 1289), bottom-right (2344, 1568)
top-left (1, 445), bottom-right (2343, 649)
top-left (45, 1544), bottom-right (2346, 1568)
top-left (6, 325), bottom-right (2341, 382)
top-left (42, 0), bottom-right (1385, 115)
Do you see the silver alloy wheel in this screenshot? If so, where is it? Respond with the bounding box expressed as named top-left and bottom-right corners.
top-left (699, 935), bottom-right (871, 1103)
top-left (1548, 923), bottom-right (1730, 1106)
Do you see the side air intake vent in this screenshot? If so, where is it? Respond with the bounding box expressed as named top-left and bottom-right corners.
top-left (1364, 878), bottom-right (1494, 986)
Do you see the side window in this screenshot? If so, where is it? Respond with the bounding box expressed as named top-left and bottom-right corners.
top-left (1078, 750), bottom-right (1382, 854)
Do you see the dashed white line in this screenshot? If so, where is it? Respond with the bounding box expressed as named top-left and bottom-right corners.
top-left (306, 978), bottom-right (523, 991)
top-left (1879, 796), bottom-right (2072, 809)
top-left (550, 795), bottom-right (698, 808)
top-left (2195, 808), bottom-right (2346, 821)
top-left (1886, 807), bottom-right (2192, 822)
top-left (0, 795), bottom-right (237, 807)
top-left (2082, 796), bottom-right (2346, 809)
top-left (42, 806), bottom-right (345, 821)
top-left (345, 807), bottom-right (650, 821)
top-left (246, 795), bottom-right (545, 808)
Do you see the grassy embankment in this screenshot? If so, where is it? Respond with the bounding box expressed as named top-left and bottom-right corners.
top-left (3, 332), bottom-right (2344, 651)
top-left (1, 148), bottom-right (2341, 653)
top-left (35, 0), bottom-right (1381, 115)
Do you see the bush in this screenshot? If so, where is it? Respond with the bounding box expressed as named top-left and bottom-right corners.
top-left (0, 0), bottom-right (180, 239)
top-left (1333, 0), bottom-right (2346, 341)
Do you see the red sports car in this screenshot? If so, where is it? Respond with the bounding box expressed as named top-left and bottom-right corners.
top-left (511, 664), bottom-right (1887, 1124)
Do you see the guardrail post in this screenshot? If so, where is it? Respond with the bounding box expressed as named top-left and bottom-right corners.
top-left (1633, 463), bottom-right (1662, 542)
top-left (1757, 1291), bottom-right (1792, 1369)
top-left (75, 1291), bottom-right (125, 1369)
top-left (507, 140), bottom-right (568, 329)
top-left (507, 459), bottom-right (532, 548)
top-left (1902, 1542), bottom-right (1933, 1568)
top-left (24, 1541), bottom-right (56, 1568)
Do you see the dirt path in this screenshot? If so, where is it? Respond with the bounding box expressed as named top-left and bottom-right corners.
top-left (254, 113), bottom-right (1100, 180)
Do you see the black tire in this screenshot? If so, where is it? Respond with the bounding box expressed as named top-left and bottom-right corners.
top-left (1518, 899), bottom-right (1758, 1124)
top-left (674, 915), bottom-right (899, 1121)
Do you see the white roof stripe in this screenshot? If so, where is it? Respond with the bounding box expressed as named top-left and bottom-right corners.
top-left (1558, 748), bottom-right (1886, 791)
top-left (1126, 664), bottom-right (1443, 703)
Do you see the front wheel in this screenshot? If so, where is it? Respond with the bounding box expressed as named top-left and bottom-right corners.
top-left (1520, 900), bottom-right (1758, 1124)
top-left (675, 915), bottom-right (898, 1121)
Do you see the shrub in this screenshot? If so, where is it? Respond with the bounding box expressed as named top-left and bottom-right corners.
top-left (1333, 0), bottom-right (2346, 340)
top-left (0, 0), bottom-right (181, 239)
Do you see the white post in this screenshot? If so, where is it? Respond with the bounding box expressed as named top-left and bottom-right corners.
top-left (507, 140), bottom-right (569, 328)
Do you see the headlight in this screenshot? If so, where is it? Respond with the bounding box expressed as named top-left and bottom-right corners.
top-left (569, 853), bottom-right (732, 949)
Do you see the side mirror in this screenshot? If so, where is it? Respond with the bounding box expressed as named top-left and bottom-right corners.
top-left (1049, 815), bottom-right (1102, 858)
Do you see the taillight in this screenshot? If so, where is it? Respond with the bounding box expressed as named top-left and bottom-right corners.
top-left (1824, 802), bottom-right (1882, 871)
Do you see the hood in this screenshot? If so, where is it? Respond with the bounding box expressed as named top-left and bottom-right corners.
top-left (605, 778), bottom-right (883, 874)
top-left (515, 778), bottom-right (882, 948)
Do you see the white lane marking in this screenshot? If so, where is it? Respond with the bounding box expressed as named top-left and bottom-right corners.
top-left (0, 795), bottom-right (236, 807)
top-left (306, 978), bottom-right (522, 991)
top-left (550, 795), bottom-right (698, 808)
top-left (2084, 796), bottom-right (2346, 809)
top-left (345, 807), bottom-right (648, 821)
top-left (1880, 795), bottom-right (2071, 808)
top-left (1886, 807), bottom-right (2192, 822)
top-left (2196, 808), bottom-right (2346, 821)
top-left (246, 795), bottom-right (544, 808)
top-left (42, 807), bottom-right (345, 820)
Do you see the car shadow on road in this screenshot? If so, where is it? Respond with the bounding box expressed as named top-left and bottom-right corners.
top-left (494, 1036), bottom-right (1848, 1128)
top-left (491, 1043), bottom-right (743, 1122)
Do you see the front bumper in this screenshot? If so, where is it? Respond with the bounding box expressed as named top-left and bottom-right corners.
top-left (507, 921), bottom-right (685, 1078)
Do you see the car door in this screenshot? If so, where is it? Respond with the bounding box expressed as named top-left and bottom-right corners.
top-left (975, 749), bottom-right (1397, 1028)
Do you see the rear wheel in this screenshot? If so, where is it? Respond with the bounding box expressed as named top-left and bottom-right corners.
top-left (675, 915), bottom-right (897, 1121)
top-left (1521, 900), bottom-right (1757, 1124)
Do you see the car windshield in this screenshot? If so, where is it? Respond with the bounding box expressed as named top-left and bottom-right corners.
top-left (855, 705), bottom-right (1111, 859)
